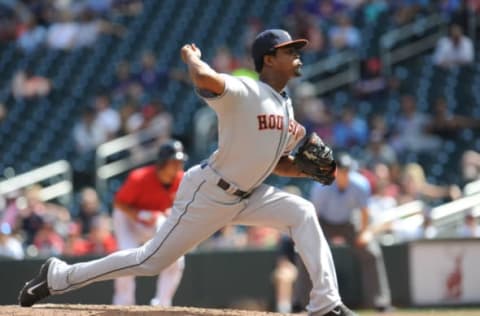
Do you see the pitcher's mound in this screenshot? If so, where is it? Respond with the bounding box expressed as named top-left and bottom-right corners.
top-left (1, 304), bottom-right (297, 316)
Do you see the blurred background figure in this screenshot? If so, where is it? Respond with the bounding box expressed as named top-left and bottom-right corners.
top-left (398, 163), bottom-right (462, 205)
top-left (306, 153), bottom-right (392, 312)
top-left (75, 187), bottom-right (106, 236)
top-left (12, 68), bottom-right (52, 100)
top-left (456, 211), bottom-right (480, 238)
top-left (0, 223), bottom-right (24, 260)
top-left (390, 95), bottom-right (441, 155)
top-left (111, 140), bottom-right (187, 306)
top-left (433, 24), bottom-right (474, 69)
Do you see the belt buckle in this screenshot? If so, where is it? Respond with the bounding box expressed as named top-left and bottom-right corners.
top-left (225, 185), bottom-right (238, 195)
top-left (237, 190), bottom-right (251, 199)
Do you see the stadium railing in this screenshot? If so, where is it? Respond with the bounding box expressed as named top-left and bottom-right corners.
top-left (302, 50), bottom-right (360, 96)
top-left (380, 13), bottom-right (448, 75)
top-left (95, 124), bottom-right (163, 197)
top-left (0, 160), bottom-right (73, 207)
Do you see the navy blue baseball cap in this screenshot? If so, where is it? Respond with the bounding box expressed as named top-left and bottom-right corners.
top-left (252, 29), bottom-right (308, 72)
top-left (156, 140), bottom-right (188, 165)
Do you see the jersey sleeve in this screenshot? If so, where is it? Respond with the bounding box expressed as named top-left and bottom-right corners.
top-left (197, 74), bottom-right (248, 111)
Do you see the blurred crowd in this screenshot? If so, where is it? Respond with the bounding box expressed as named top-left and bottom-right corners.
top-left (0, 0), bottom-right (141, 51)
top-left (2, 2), bottom-right (480, 313)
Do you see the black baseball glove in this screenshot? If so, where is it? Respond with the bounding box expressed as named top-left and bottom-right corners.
top-left (293, 132), bottom-right (336, 185)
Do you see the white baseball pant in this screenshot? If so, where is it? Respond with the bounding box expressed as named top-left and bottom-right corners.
top-left (47, 164), bottom-right (341, 314)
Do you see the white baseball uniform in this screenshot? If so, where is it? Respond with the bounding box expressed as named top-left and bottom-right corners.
top-left (46, 74), bottom-right (341, 314)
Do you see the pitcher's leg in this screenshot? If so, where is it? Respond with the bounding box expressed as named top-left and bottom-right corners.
top-left (152, 256), bottom-right (185, 306)
top-left (233, 185), bottom-right (341, 315)
top-left (48, 181), bottom-right (236, 295)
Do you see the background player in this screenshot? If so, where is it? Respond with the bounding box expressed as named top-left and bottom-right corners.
top-left (18, 29), bottom-right (355, 316)
top-left (112, 140), bottom-right (186, 306)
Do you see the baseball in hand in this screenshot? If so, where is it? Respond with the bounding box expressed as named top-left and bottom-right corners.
top-left (181, 43), bottom-right (201, 62)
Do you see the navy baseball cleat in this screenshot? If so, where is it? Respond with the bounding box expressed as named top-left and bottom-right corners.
top-left (310, 304), bottom-right (357, 316)
top-left (18, 257), bottom-right (54, 307)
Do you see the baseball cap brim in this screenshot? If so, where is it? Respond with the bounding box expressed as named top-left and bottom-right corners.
top-left (274, 39), bottom-right (308, 50)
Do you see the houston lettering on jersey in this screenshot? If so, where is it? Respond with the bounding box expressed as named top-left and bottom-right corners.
top-left (257, 114), bottom-right (300, 136)
top-left (257, 114), bottom-right (284, 130)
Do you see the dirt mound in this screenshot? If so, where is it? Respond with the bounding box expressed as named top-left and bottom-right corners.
top-left (1, 304), bottom-right (296, 316)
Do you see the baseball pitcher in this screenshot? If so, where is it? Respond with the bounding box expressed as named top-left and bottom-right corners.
top-left (19, 29), bottom-right (355, 316)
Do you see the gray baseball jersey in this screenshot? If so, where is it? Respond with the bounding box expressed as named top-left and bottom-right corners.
top-left (45, 74), bottom-right (341, 315)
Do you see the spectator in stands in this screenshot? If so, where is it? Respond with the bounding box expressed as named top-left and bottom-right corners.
top-left (372, 162), bottom-right (401, 199)
top-left (112, 60), bottom-right (137, 100)
top-left (457, 211), bottom-right (480, 238)
top-left (368, 172), bottom-right (398, 224)
top-left (93, 92), bottom-right (121, 139)
top-left (426, 97), bottom-right (480, 139)
top-left (310, 0), bottom-right (347, 22)
top-left (328, 14), bottom-right (360, 51)
top-left (353, 57), bottom-right (388, 100)
top-left (12, 68), bottom-right (52, 100)
top-left (16, 17), bottom-right (46, 53)
top-left (33, 214), bottom-right (65, 256)
top-left (390, 94), bottom-right (441, 154)
top-left (246, 226), bottom-right (280, 249)
top-left (19, 185), bottom-right (70, 246)
top-left (398, 163), bottom-right (462, 205)
top-left (0, 190), bottom-right (22, 230)
top-left (390, 3), bottom-right (422, 28)
top-left (284, 0), bottom-right (316, 41)
top-left (76, 187), bottom-right (105, 236)
top-left (390, 212), bottom-right (438, 242)
top-left (212, 46), bottom-right (239, 74)
top-left (309, 153), bottom-right (392, 311)
top-left (113, 0), bottom-right (144, 16)
top-left (45, 10), bottom-right (79, 50)
top-left (73, 106), bottom-right (110, 153)
top-left (363, 131), bottom-right (398, 169)
top-left (135, 51), bottom-right (170, 93)
top-left (62, 222), bottom-right (90, 257)
top-left (0, 223), bottom-right (24, 260)
top-left (462, 150), bottom-right (480, 183)
top-left (294, 83), bottom-right (334, 145)
top-left (85, 214), bottom-right (117, 255)
top-left (118, 99), bottom-right (143, 135)
top-left (83, 0), bottom-right (114, 16)
top-left (140, 98), bottom-right (172, 139)
top-left (357, 0), bottom-right (388, 25)
top-left (433, 24), bottom-right (474, 69)
top-left (75, 9), bottom-right (125, 48)
top-left (284, 1), bottom-right (327, 55)
top-left (332, 105), bottom-right (368, 149)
